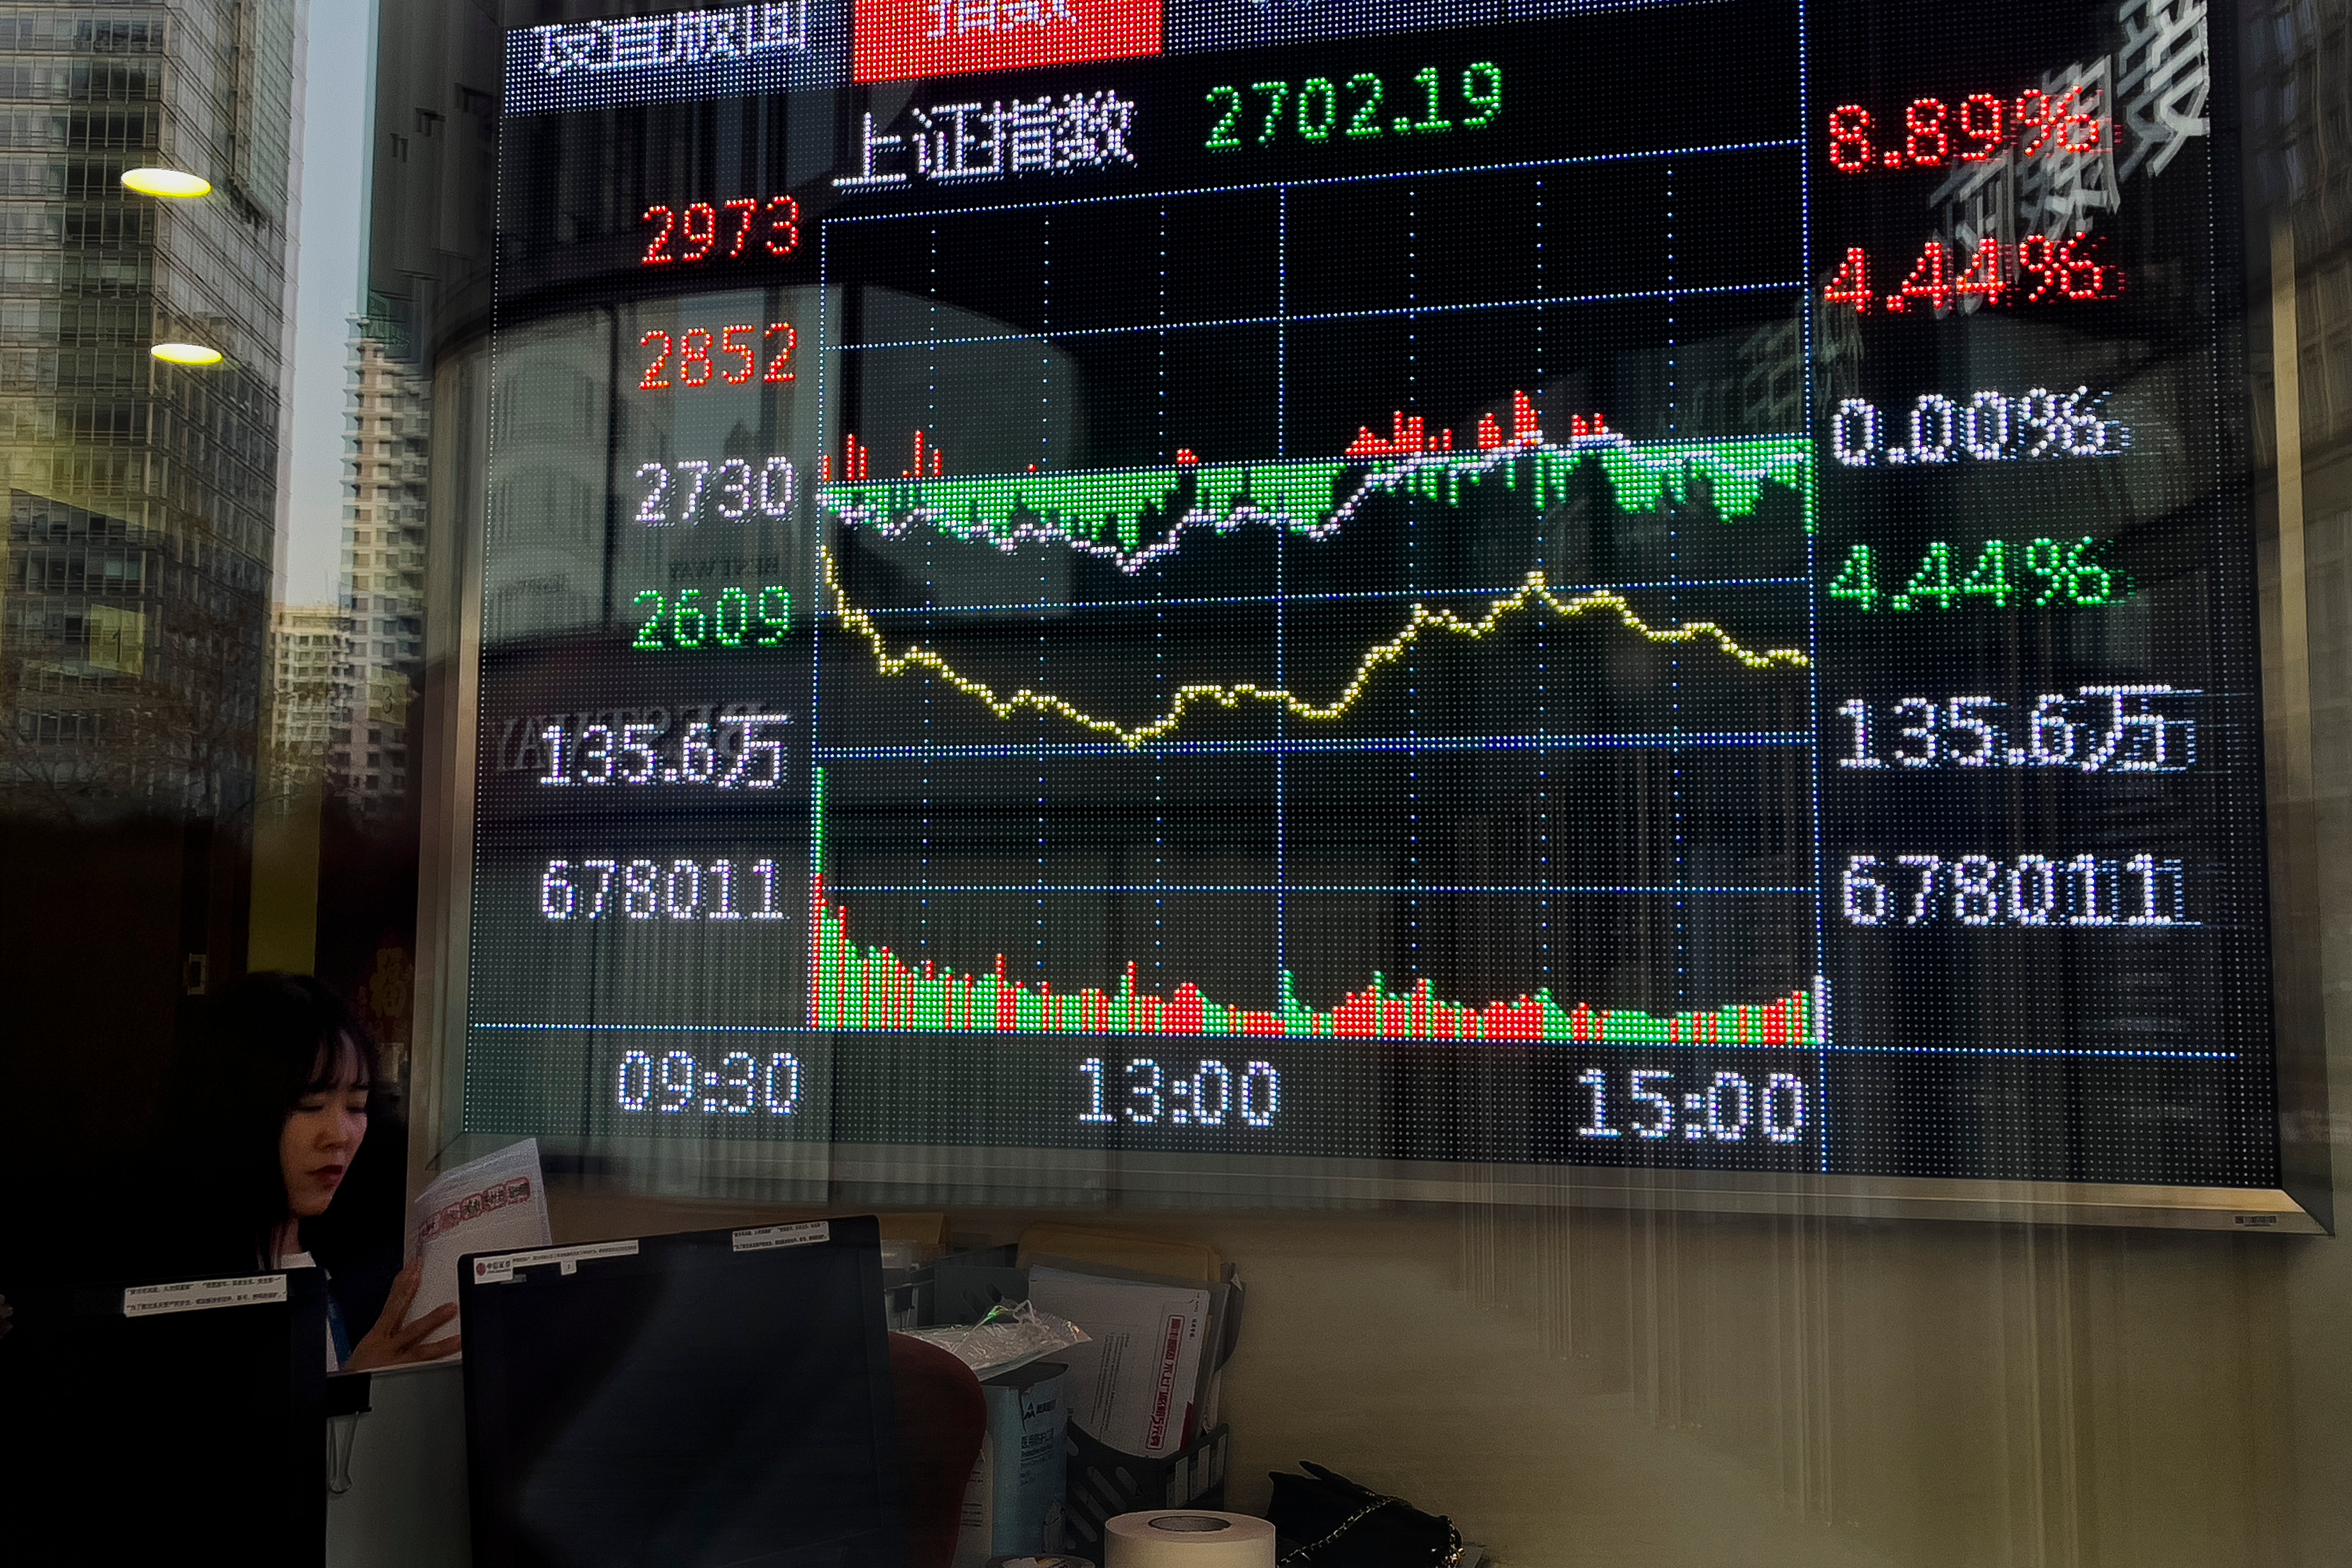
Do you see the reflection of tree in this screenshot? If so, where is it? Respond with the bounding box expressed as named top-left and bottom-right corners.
top-left (259, 664), bottom-right (336, 814)
top-left (0, 570), bottom-right (267, 830)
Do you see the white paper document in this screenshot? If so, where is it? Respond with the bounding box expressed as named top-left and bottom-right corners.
top-left (1027, 1264), bottom-right (1209, 1458)
top-left (407, 1139), bottom-right (552, 1327)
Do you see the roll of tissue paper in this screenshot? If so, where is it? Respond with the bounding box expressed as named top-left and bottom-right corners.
top-left (1102, 1512), bottom-right (1278, 1568)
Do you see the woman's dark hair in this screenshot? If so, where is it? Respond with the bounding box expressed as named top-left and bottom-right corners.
top-left (148, 973), bottom-right (404, 1279)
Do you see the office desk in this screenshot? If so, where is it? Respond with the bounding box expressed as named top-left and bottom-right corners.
top-left (327, 1360), bottom-right (471, 1568)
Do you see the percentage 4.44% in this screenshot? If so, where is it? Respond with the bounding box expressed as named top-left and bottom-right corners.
top-left (1825, 234), bottom-right (2120, 314)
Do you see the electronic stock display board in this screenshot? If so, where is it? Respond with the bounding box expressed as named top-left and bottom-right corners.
top-left (470, 0), bottom-right (2279, 1206)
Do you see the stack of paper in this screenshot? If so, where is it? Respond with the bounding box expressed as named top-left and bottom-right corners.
top-left (1023, 1239), bottom-right (1244, 1460)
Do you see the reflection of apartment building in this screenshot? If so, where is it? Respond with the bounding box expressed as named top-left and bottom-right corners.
top-left (265, 601), bottom-right (347, 797)
top-left (332, 328), bottom-right (428, 807)
top-left (1740, 317), bottom-right (1804, 434)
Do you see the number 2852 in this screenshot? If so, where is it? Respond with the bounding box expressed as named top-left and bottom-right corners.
top-left (641, 324), bottom-right (796, 390)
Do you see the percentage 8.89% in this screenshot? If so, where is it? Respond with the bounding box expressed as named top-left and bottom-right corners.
top-left (1828, 87), bottom-right (2108, 171)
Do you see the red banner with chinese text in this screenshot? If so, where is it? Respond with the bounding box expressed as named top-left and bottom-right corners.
top-left (853, 0), bottom-right (1160, 83)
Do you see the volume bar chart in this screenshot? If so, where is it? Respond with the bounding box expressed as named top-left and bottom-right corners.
top-left (809, 771), bottom-right (1822, 1044)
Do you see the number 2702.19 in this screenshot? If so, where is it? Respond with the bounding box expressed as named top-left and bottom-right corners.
top-left (1207, 64), bottom-right (1501, 150)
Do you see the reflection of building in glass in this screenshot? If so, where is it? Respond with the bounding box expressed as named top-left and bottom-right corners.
top-left (1740, 316), bottom-right (1804, 434)
top-left (332, 328), bottom-right (428, 808)
top-left (0, 5), bottom-right (298, 808)
top-left (2244, 0), bottom-right (2352, 1087)
top-left (0, 6), bottom-right (299, 1085)
top-left (263, 601), bottom-right (347, 804)
top-left (0, 8), bottom-right (299, 821)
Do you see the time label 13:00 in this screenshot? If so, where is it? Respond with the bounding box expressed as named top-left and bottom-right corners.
top-left (1079, 1056), bottom-right (1279, 1127)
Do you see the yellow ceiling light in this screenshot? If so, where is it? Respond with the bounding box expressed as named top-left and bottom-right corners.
top-left (121, 167), bottom-right (211, 198)
top-left (152, 342), bottom-right (224, 366)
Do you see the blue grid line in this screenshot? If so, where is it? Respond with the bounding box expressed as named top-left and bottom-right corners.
top-left (814, 730), bottom-right (1812, 760)
top-left (820, 138), bottom-right (1807, 225)
top-left (468, 1023), bottom-right (2239, 1059)
top-left (838, 282), bottom-right (1808, 351)
top-left (844, 577), bottom-right (1812, 615)
top-left (822, 884), bottom-right (1814, 894)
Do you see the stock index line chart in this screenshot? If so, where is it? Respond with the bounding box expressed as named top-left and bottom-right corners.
top-left (808, 148), bottom-right (1826, 1070)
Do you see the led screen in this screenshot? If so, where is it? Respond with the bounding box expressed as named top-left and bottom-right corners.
top-left (472, 0), bottom-right (2273, 1189)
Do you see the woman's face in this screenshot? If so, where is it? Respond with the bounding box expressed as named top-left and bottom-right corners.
top-left (281, 1040), bottom-right (369, 1219)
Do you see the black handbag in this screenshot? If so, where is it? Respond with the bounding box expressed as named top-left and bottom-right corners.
top-left (1265, 1462), bottom-right (1466, 1568)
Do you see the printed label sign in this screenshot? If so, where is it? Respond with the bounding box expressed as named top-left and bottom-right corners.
top-left (472, 1238), bottom-right (641, 1283)
top-left (732, 1220), bottom-right (832, 1251)
top-left (123, 1274), bottom-right (289, 1318)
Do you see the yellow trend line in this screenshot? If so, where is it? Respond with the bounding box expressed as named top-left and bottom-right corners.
top-left (825, 548), bottom-right (1807, 748)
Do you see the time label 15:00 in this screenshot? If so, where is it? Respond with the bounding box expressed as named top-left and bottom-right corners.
top-left (1577, 1068), bottom-right (1809, 1143)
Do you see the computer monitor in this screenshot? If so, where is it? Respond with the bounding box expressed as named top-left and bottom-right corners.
top-left (459, 1214), bottom-right (907, 1567)
top-left (0, 1267), bottom-right (328, 1564)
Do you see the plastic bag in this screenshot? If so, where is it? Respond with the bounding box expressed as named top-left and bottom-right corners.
top-left (1267, 1463), bottom-right (1466, 1568)
top-left (902, 1299), bottom-right (1091, 1379)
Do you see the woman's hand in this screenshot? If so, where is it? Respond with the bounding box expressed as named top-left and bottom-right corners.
top-left (343, 1260), bottom-right (461, 1371)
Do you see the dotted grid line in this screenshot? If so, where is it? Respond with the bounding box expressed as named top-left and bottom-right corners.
top-left (1274, 181), bottom-right (1289, 982)
top-left (1534, 165), bottom-right (1550, 1038)
top-left (1666, 158), bottom-right (1686, 1075)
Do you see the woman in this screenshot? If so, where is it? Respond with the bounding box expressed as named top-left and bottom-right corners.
top-left (154, 972), bottom-right (459, 1370)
